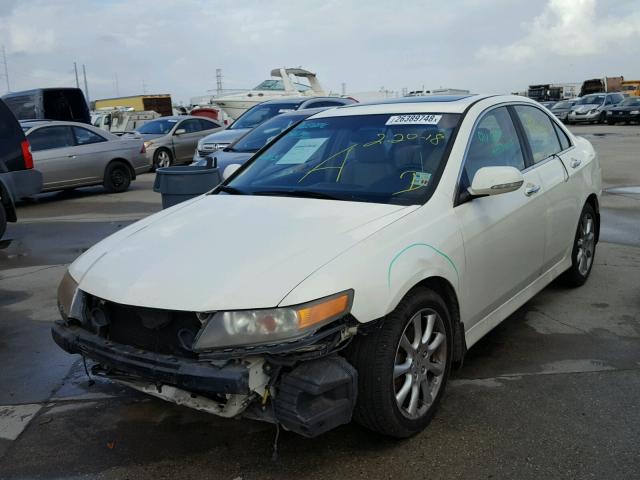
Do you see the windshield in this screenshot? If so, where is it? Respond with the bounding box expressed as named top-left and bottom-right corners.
top-left (230, 113), bottom-right (308, 153)
top-left (225, 113), bottom-right (461, 206)
top-left (577, 95), bottom-right (605, 105)
top-left (137, 118), bottom-right (177, 134)
top-left (231, 103), bottom-right (299, 130)
top-left (620, 98), bottom-right (640, 106)
top-left (253, 79), bottom-right (311, 92)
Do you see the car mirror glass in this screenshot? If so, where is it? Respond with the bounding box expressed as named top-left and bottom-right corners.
top-left (174, 128), bottom-right (186, 135)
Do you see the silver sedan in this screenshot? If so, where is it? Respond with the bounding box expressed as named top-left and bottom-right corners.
top-left (21, 120), bottom-right (149, 193)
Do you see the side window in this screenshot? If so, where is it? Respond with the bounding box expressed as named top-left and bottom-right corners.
top-left (462, 107), bottom-right (525, 188)
top-left (179, 119), bottom-right (201, 133)
top-left (73, 126), bottom-right (107, 145)
top-left (198, 119), bottom-right (220, 130)
top-left (553, 123), bottom-right (571, 151)
top-left (514, 105), bottom-right (561, 163)
top-left (27, 126), bottom-right (75, 151)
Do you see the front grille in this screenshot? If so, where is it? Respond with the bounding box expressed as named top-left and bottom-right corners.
top-left (84, 296), bottom-right (203, 358)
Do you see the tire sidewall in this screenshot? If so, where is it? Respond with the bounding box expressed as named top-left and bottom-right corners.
top-left (366, 288), bottom-right (453, 437)
top-left (104, 162), bottom-right (131, 193)
top-left (569, 203), bottom-right (597, 282)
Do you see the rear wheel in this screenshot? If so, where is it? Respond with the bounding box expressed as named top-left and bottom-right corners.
top-left (103, 161), bottom-right (132, 193)
top-left (347, 287), bottom-right (452, 438)
top-left (561, 203), bottom-right (597, 287)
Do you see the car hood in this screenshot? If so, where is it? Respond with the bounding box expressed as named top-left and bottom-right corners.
top-left (572, 104), bottom-right (601, 113)
top-left (71, 195), bottom-right (413, 312)
top-left (200, 128), bottom-right (251, 145)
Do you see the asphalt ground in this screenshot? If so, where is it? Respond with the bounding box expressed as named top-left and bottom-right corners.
top-left (0, 124), bottom-right (638, 479)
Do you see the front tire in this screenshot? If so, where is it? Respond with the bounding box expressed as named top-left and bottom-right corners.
top-left (153, 148), bottom-right (173, 170)
top-left (561, 203), bottom-right (597, 287)
top-left (347, 287), bottom-right (452, 438)
top-left (0, 204), bottom-right (6, 239)
top-left (103, 161), bottom-right (132, 193)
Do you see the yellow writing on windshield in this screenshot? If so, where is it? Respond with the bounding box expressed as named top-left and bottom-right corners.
top-left (298, 144), bottom-right (359, 183)
top-left (393, 171), bottom-right (432, 195)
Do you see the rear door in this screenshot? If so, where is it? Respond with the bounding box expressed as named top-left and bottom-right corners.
top-left (455, 106), bottom-right (546, 329)
top-left (28, 125), bottom-right (77, 189)
top-left (512, 105), bottom-right (580, 271)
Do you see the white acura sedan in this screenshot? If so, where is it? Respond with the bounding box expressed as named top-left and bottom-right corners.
top-left (54, 95), bottom-right (601, 439)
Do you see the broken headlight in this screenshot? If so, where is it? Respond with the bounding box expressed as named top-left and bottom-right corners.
top-left (193, 290), bottom-right (353, 350)
top-left (57, 270), bottom-right (79, 320)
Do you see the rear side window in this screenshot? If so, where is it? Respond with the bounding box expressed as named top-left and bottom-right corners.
top-left (179, 119), bottom-right (202, 133)
top-left (514, 106), bottom-right (561, 163)
top-left (305, 101), bottom-right (345, 108)
top-left (28, 126), bottom-right (75, 151)
top-left (553, 123), bottom-right (571, 151)
top-left (198, 118), bottom-right (220, 130)
top-left (73, 127), bottom-right (106, 145)
top-left (462, 106), bottom-right (525, 188)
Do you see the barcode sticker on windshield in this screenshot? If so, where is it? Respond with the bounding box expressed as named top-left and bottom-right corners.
top-left (385, 114), bottom-right (442, 126)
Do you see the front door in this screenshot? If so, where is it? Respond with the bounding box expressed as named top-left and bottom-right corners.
top-left (454, 106), bottom-right (546, 329)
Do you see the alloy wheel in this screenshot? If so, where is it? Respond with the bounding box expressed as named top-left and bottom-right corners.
top-left (576, 212), bottom-right (595, 276)
top-left (394, 308), bottom-right (447, 419)
top-left (157, 151), bottom-right (171, 168)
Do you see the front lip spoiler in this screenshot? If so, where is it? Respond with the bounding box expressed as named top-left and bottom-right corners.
top-left (51, 322), bottom-right (250, 395)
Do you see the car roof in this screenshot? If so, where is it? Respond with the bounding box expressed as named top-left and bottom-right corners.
top-left (310, 94), bottom-right (525, 118)
top-left (20, 119), bottom-right (97, 129)
top-left (257, 96), bottom-right (352, 106)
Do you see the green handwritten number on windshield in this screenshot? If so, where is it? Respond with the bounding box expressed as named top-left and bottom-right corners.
top-left (363, 134), bottom-right (385, 147)
top-left (298, 144), bottom-right (359, 183)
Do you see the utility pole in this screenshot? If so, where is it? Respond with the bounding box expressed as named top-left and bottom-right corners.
top-left (341, 82), bottom-right (346, 96)
top-left (73, 62), bottom-right (80, 88)
top-left (82, 64), bottom-right (89, 102)
top-left (1, 45), bottom-right (9, 92)
top-left (216, 68), bottom-right (223, 96)
top-left (142, 79), bottom-right (148, 94)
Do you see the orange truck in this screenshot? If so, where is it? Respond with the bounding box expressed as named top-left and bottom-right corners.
top-left (621, 80), bottom-right (640, 97)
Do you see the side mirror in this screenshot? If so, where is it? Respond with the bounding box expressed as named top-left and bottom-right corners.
top-left (223, 163), bottom-right (241, 179)
top-left (468, 166), bottom-right (524, 197)
top-left (174, 128), bottom-right (186, 135)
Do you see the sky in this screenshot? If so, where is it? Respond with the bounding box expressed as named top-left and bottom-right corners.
top-left (0, 0), bottom-right (639, 104)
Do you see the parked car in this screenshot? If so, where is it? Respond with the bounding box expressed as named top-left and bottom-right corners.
top-left (550, 99), bottom-right (578, 123)
top-left (3, 88), bottom-right (90, 124)
top-left (21, 120), bottom-right (148, 193)
top-left (53, 95), bottom-right (601, 439)
top-left (604, 97), bottom-right (640, 124)
top-left (192, 97), bottom-right (356, 163)
top-left (191, 108), bottom-right (328, 176)
top-left (0, 100), bottom-right (42, 238)
top-left (135, 116), bottom-right (224, 169)
top-left (538, 100), bottom-right (558, 109)
top-left (567, 92), bottom-right (625, 124)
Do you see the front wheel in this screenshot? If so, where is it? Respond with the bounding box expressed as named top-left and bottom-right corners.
top-left (561, 203), bottom-right (597, 287)
top-left (347, 287), bottom-right (452, 438)
top-left (103, 161), bottom-right (132, 193)
top-left (153, 148), bottom-right (173, 170)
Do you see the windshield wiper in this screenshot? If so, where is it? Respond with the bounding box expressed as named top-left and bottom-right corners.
top-left (217, 185), bottom-right (245, 195)
top-left (252, 189), bottom-right (340, 200)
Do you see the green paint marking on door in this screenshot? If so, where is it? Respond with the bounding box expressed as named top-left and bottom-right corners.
top-left (387, 243), bottom-right (459, 288)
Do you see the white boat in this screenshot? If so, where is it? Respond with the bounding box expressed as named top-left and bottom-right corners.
top-left (212, 68), bottom-right (326, 119)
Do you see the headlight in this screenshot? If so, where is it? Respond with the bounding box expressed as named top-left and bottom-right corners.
top-left (193, 290), bottom-right (353, 350)
top-left (631, 110), bottom-right (640, 115)
top-left (143, 141), bottom-right (153, 148)
top-left (606, 111), bottom-right (613, 115)
top-left (589, 109), bottom-right (599, 114)
top-left (57, 270), bottom-right (79, 320)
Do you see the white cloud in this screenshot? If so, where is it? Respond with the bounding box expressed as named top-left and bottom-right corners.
top-left (478, 0), bottom-right (640, 62)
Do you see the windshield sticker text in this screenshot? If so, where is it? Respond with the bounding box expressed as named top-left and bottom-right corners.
top-left (385, 114), bottom-right (442, 126)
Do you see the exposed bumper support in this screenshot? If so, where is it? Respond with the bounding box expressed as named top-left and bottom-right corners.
top-left (51, 322), bottom-right (250, 396)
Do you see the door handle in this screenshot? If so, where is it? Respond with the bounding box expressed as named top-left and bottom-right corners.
top-left (67, 155), bottom-right (77, 158)
top-left (570, 158), bottom-right (581, 168)
top-left (525, 184), bottom-right (541, 196)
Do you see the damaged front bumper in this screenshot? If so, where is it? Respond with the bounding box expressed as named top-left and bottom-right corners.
top-left (51, 320), bottom-right (358, 437)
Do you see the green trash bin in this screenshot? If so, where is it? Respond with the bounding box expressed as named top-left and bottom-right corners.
top-left (153, 165), bottom-right (222, 209)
